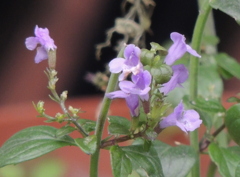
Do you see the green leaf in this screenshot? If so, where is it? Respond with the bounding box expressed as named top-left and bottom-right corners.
top-left (188, 96), bottom-right (225, 114)
top-left (215, 53), bottom-right (240, 79)
top-left (152, 140), bottom-right (196, 177)
top-left (77, 119), bottom-right (96, 133)
top-left (55, 125), bottom-right (76, 137)
top-left (0, 126), bottom-right (76, 168)
top-left (122, 144), bottom-right (164, 177)
top-left (209, 0), bottom-right (240, 25)
top-left (227, 97), bottom-right (240, 103)
top-left (108, 116), bottom-right (131, 135)
top-left (74, 135), bottom-right (97, 154)
top-left (110, 146), bottom-right (132, 177)
top-left (225, 104), bottom-right (240, 145)
top-left (209, 143), bottom-right (240, 177)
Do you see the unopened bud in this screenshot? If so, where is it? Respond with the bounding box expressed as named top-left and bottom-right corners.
top-left (36, 101), bottom-right (45, 114)
top-left (151, 64), bottom-right (172, 84)
top-left (48, 49), bottom-right (57, 69)
top-left (55, 112), bottom-right (65, 122)
top-left (60, 91), bottom-right (68, 101)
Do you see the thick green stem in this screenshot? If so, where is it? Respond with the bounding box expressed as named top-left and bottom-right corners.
top-left (189, 1), bottom-right (212, 177)
top-left (206, 161), bottom-right (217, 177)
top-left (89, 48), bottom-right (124, 177)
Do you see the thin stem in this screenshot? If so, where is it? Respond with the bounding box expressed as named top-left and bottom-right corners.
top-left (189, 1), bottom-right (212, 177)
top-left (89, 47), bottom-right (124, 177)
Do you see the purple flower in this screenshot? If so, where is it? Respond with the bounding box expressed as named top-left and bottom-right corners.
top-left (160, 101), bottom-right (202, 133)
top-left (25, 25), bottom-right (57, 63)
top-left (109, 44), bottom-right (143, 81)
top-left (106, 70), bottom-right (151, 116)
top-left (164, 32), bottom-right (201, 65)
top-left (160, 64), bottom-right (188, 95)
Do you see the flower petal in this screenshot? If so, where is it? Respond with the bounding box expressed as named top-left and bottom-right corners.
top-left (109, 58), bottom-right (125, 73)
top-left (34, 46), bottom-right (48, 63)
top-left (125, 94), bottom-right (139, 117)
top-left (106, 90), bottom-right (128, 99)
top-left (25, 37), bottom-right (39, 50)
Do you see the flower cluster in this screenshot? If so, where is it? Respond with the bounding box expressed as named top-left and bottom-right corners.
top-left (25, 25), bottom-right (57, 63)
top-left (106, 32), bottom-right (202, 133)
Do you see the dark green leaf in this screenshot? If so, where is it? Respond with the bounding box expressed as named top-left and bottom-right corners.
top-left (210, 0), bottom-right (240, 25)
top-left (225, 104), bottom-right (240, 145)
top-left (77, 119), bottom-right (96, 133)
top-left (209, 143), bottom-right (240, 177)
top-left (74, 135), bottom-right (97, 154)
top-left (55, 126), bottom-right (76, 137)
top-left (153, 140), bottom-right (196, 177)
top-left (215, 53), bottom-right (240, 79)
top-left (122, 144), bottom-right (164, 177)
top-left (0, 126), bottom-right (76, 168)
top-left (108, 116), bottom-right (131, 135)
top-left (110, 146), bottom-right (132, 177)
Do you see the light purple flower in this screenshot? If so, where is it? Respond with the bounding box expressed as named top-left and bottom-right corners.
top-left (160, 101), bottom-right (202, 133)
top-left (106, 70), bottom-right (151, 116)
top-left (109, 44), bottom-right (143, 81)
top-left (25, 25), bottom-right (57, 63)
top-left (160, 64), bottom-right (188, 95)
top-left (164, 32), bottom-right (201, 65)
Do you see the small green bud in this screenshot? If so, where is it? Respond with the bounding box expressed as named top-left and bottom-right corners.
top-left (140, 49), bottom-right (155, 66)
top-left (60, 91), bottom-right (68, 101)
top-left (36, 101), bottom-right (45, 114)
top-left (151, 64), bottom-right (172, 84)
top-left (55, 112), bottom-right (65, 122)
top-left (68, 106), bottom-right (81, 117)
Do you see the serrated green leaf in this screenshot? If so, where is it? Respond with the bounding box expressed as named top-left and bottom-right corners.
top-left (225, 104), bottom-right (240, 145)
top-left (122, 144), bottom-right (164, 177)
top-left (215, 53), bottom-right (240, 79)
top-left (152, 140), bottom-right (196, 177)
top-left (77, 119), bottom-right (96, 133)
top-left (210, 0), bottom-right (240, 25)
top-left (55, 126), bottom-right (76, 137)
top-left (110, 146), bottom-right (132, 177)
top-left (108, 116), bottom-right (131, 135)
top-left (74, 135), bottom-right (97, 154)
top-left (209, 143), bottom-right (240, 177)
top-left (0, 126), bottom-right (76, 168)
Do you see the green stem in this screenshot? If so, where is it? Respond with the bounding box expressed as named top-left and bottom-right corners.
top-left (89, 48), bottom-right (124, 177)
top-left (189, 1), bottom-right (212, 177)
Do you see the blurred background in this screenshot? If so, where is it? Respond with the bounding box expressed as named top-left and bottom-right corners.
top-left (1, 0), bottom-right (239, 106)
top-left (0, 0), bottom-right (240, 176)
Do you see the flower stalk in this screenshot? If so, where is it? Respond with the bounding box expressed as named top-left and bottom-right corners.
top-left (189, 1), bottom-right (212, 177)
top-left (89, 47), bottom-right (124, 177)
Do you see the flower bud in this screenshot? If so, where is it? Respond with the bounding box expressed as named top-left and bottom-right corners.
top-left (60, 91), bottom-right (68, 101)
top-left (151, 64), bottom-right (172, 84)
top-left (55, 113), bottom-right (65, 123)
top-left (140, 49), bottom-right (155, 66)
top-left (48, 49), bottom-right (57, 69)
top-left (36, 101), bottom-right (45, 114)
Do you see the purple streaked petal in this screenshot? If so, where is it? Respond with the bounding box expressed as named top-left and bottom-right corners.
top-left (109, 58), bottom-right (125, 73)
top-left (125, 94), bottom-right (139, 117)
top-left (124, 44), bottom-right (141, 67)
top-left (132, 70), bottom-right (151, 90)
top-left (164, 32), bottom-right (201, 65)
top-left (34, 46), bottom-right (48, 63)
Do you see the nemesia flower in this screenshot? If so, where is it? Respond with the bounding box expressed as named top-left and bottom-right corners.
top-left (25, 25), bottom-right (57, 63)
top-left (160, 64), bottom-right (188, 95)
top-left (109, 44), bottom-right (143, 81)
top-left (160, 101), bottom-right (202, 133)
top-left (106, 70), bottom-right (151, 116)
top-left (164, 32), bottom-right (201, 65)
